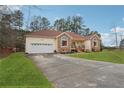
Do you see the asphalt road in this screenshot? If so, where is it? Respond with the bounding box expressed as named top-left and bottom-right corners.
top-left (30, 54), bottom-right (124, 88)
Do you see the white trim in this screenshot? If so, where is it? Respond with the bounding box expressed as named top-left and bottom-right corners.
top-left (90, 34), bottom-right (101, 40)
top-left (60, 35), bottom-right (68, 47)
top-left (56, 32), bottom-right (73, 39)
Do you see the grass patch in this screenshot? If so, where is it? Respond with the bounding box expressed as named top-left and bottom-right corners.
top-left (68, 49), bottom-right (124, 64)
top-left (0, 52), bottom-right (53, 88)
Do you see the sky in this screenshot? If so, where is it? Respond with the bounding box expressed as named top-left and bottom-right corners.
top-left (9, 5), bottom-right (124, 46)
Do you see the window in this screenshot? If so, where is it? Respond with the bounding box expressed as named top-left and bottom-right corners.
top-left (94, 42), bottom-right (97, 47)
top-left (62, 41), bottom-right (67, 46)
top-left (61, 35), bottom-right (68, 47)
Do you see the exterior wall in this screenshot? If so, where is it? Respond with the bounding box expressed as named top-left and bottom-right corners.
top-left (84, 40), bottom-right (92, 51)
top-left (91, 36), bottom-right (101, 51)
top-left (84, 36), bottom-right (101, 52)
top-left (25, 37), bottom-right (56, 53)
top-left (71, 40), bottom-right (85, 52)
top-left (25, 34), bottom-right (101, 53)
top-left (55, 38), bottom-right (58, 51)
top-left (75, 41), bottom-right (84, 47)
top-left (57, 34), bottom-right (71, 53)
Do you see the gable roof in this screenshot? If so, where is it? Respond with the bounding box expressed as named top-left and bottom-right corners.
top-left (26, 30), bottom-right (62, 38)
top-left (83, 34), bottom-right (101, 40)
top-left (65, 32), bottom-right (84, 41)
top-left (26, 30), bottom-right (92, 41)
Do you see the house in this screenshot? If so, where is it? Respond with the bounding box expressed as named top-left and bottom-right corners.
top-left (120, 39), bottom-right (124, 49)
top-left (84, 34), bottom-right (101, 52)
top-left (25, 30), bottom-right (101, 53)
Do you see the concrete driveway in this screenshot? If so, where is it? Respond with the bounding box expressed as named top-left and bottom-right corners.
top-left (30, 54), bottom-right (124, 88)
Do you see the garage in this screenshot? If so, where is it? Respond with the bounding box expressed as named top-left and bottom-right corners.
top-left (28, 43), bottom-right (55, 53)
top-left (25, 36), bottom-right (56, 53)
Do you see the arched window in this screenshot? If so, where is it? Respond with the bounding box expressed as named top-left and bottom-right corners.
top-left (61, 35), bottom-right (68, 47)
top-left (94, 41), bottom-right (97, 47)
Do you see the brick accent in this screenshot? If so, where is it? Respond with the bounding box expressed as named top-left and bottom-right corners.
top-left (57, 34), bottom-right (71, 53)
top-left (91, 36), bottom-right (101, 52)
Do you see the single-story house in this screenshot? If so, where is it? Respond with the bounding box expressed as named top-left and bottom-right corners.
top-left (25, 30), bottom-right (101, 53)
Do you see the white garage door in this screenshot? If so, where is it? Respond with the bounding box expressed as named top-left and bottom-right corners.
top-left (29, 43), bottom-right (55, 53)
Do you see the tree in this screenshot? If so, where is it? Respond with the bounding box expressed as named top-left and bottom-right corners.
top-left (82, 27), bottom-right (90, 36)
top-left (40, 17), bottom-right (50, 30)
top-left (71, 16), bottom-right (83, 34)
top-left (0, 6), bottom-right (25, 51)
top-left (30, 16), bottom-right (50, 31)
top-left (30, 16), bottom-right (40, 31)
top-left (0, 14), bottom-right (16, 48)
top-left (0, 12), bottom-right (11, 47)
top-left (0, 5), bottom-right (11, 15)
top-left (53, 16), bottom-right (85, 34)
top-left (58, 18), bottom-right (66, 31)
top-left (54, 18), bottom-right (66, 32)
top-left (54, 19), bottom-right (60, 31)
top-left (65, 16), bottom-right (72, 31)
top-left (11, 10), bottom-right (23, 30)
top-left (15, 29), bottom-right (29, 51)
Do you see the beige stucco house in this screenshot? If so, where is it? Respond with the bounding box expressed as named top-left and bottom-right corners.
top-left (25, 30), bottom-right (101, 53)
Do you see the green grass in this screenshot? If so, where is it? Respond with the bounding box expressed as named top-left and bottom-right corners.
top-left (68, 49), bottom-right (124, 64)
top-left (0, 52), bottom-right (53, 88)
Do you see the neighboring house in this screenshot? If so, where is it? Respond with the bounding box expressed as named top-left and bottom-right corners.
top-left (120, 39), bottom-right (124, 49)
top-left (25, 30), bottom-right (101, 53)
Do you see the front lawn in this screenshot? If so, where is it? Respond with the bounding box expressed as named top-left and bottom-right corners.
top-left (0, 52), bottom-right (53, 88)
top-left (68, 49), bottom-right (124, 64)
